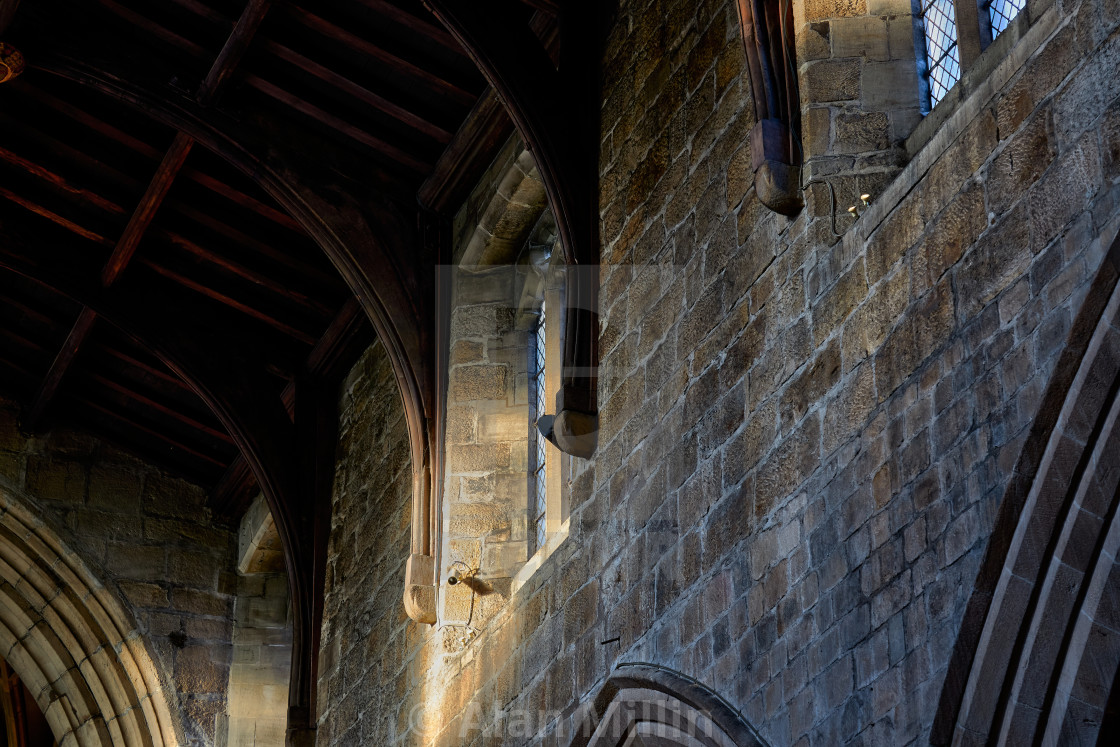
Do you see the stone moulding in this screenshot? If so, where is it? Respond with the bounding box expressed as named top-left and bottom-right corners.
top-left (570, 663), bottom-right (769, 747)
top-left (0, 483), bottom-right (181, 746)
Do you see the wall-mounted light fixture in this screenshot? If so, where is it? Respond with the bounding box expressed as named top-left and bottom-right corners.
top-left (0, 42), bottom-right (23, 84)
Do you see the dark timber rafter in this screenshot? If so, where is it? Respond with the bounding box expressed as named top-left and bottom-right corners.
top-left (20, 0), bottom-right (274, 434)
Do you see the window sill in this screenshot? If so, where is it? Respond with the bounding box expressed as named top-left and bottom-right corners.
top-left (511, 517), bottom-right (570, 595)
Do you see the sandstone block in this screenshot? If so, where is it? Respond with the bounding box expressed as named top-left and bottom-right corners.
top-left (446, 443), bottom-right (511, 474)
top-left (835, 110), bottom-right (890, 155)
top-left (830, 16), bottom-right (889, 61)
top-left (803, 59), bottom-right (861, 103)
top-left (805, 0), bottom-right (867, 20)
top-left (88, 464), bottom-right (142, 513)
top-left (26, 457), bottom-right (86, 504)
top-left (450, 365), bottom-right (509, 402)
top-left (119, 581), bottom-right (168, 609)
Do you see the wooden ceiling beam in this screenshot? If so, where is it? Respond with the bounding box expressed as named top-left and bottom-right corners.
top-left (94, 0), bottom-right (443, 176)
top-left (352, 0), bottom-right (466, 52)
top-left (99, 345), bottom-right (197, 394)
top-left (0, 186), bottom-right (113, 246)
top-left (22, 306), bottom-right (97, 431)
top-left (418, 85), bottom-right (513, 213)
top-left (264, 41), bottom-right (453, 144)
top-left (244, 73), bottom-right (432, 173)
top-left (21, 130), bottom-right (193, 431)
top-left (1, 107), bottom-right (308, 235)
top-left (153, 230), bottom-right (333, 317)
top-left (179, 168), bottom-right (303, 231)
top-left (102, 132), bottom-right (195, 287)
top-left (97, 0), bottom-right (208, 58)
top-left (137, 258), bottom-right (320, 345)
top-left (76, 398), bottom-right (228, 468)
top-left (0, 145), bottom-right (128, 217)
top-left (517, 0), bottom-right (561, 13)
top-left (0, 143), bottom-right (338, 311)
top-left (18, 0), bottom-right (286, 433)
top-left (196, 0), bottom-right (273, 105)
top-left (2, 123), bottom-right (340, 329)
top-left (18, 86), bottom-right (164, 160)
top-left (165, 202), bottom-right (339, 288)
top-left (285, 4), bottom-right (476, 107)
top-left (85, 372), bottom-right (235, 445)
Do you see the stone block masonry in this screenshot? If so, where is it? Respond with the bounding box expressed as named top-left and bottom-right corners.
top-left (0, 397), bottom-right (237, 746)
top-left (314, 0), bottom-right (1120, 744)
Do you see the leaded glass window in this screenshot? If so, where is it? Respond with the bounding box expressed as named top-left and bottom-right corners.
top-left (986, 0), bottom-right (1024, 36)
top-left (916, 0), bottom-right (961, 111)
top-left (529, 302), bottom-right (548, 555)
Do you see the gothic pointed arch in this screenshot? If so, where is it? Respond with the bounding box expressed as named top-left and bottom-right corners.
top-left (571, 664), bottom-right (769, 747)
top-left (0, 483), bottom-right (182, 746)
top-left (933, 229), bottom-right (1120, 744)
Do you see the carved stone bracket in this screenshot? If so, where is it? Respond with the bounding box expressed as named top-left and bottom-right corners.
top-left (736, 0), bottom-right (803, 215)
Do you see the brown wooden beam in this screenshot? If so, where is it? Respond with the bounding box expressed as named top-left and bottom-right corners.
top-left (22, 306), bottom-right (97, 431)
top-left (180, 168), bottom-right (304, 231)
top-left (243, 73), bottom-right (433, 173)
top-left (77, 398), bottom-right (228, 468)
top-left (0, 145), bottom-right (128, 217)
top-left (0, 140), bottom-right (339, 309)
top-left (285, 4), bottom-right (476, 107)
top-left (165, 202), bottom-right (339, 287)
top-left (137, 258), bottom-right (320, 344)
top-left (0, 186), bottom-right (112, 246)
top-left (153, 229), bottom-right (333, 317)
top-left (353, 0), bottom-right (466, 51)
top-left (417, 85), bottom-right (513, 213)
top-left (18, 86), bottom-right (163, 160)
top-left (99, 345), bottom-right (198, 394)
top-left (265, 41), bottom-right (453, 144)
top-left (97, 0), bottom-right (208, 58)
top-left (196, 0), bottom-right (273, 105)
top-left (518, 0), bottom-right (560, 12)
top-left (102, 132), bottom-right (194, 286)
top-left (86, 371), bottom-right (235, 445)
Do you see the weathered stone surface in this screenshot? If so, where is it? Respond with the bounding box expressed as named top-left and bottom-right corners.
top-left (315, 3), bottom-right (1120, 747)
top-left (803, 59), bottom-right (862, 102)
top-left (450, 365), bottom-right (509, 402)
top-left (0, 398), bottom-right (238, 746)
top-left (805, 0), bottom-right (868, 20)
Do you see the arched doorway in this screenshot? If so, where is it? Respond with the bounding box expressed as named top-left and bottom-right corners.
top-left (571, 664), bottom-right (769, 747)
top-left (0, 486), bottom-right (180, 746)
top-left (934, 232), bottom-right (1120, 745)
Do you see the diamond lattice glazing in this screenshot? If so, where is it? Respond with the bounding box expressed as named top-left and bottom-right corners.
top-left (922, 0), bottom-right (961, 107)
top-left (531, 304), bottom-right (548, 555)
top-left (989, 0), bottom-right (1024, 36)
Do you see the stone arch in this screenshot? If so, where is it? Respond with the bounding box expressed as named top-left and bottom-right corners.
top-left (570, 664), bottom-right (769, 747)
top-left (0, 484), bottom-right (181, 746)
top-left (933, 230), bottom-right (1120, 744)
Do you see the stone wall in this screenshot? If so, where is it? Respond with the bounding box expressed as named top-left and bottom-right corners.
top-left (0, 397), bottom-right (238, 745)
top-left (220, 572), bottom-right (290, 746)
top-left (315, 341), bottom-right (413, 745)
top-left (315, 0), bottom-right (1120, 744)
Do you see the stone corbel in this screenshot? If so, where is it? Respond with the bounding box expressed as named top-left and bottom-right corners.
top-left (736, 0), bottom-right (803, 216)
top-left (403, 552), bottom-right (437, 624)
top-left (546, 263), bottom-right (598, 459)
